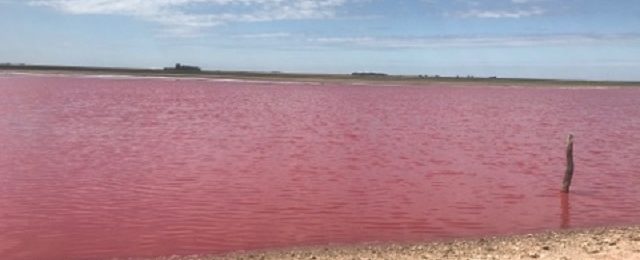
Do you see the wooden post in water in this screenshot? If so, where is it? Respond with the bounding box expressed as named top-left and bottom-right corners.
top-left (561, 134), bottom-right (575, 193)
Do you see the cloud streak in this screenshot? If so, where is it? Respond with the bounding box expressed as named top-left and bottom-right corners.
top-left (306, 33), bottom-right (640, 49)
top-left (30, 0), bottom-right (348, 36)
top-left (456, 7), bottom-right (545, 18)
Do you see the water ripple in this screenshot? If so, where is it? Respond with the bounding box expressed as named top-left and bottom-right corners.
top-left (0, 76), bottom-right (639, 259)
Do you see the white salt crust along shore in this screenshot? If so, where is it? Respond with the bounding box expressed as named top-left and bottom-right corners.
top-left (2, 71), bottom-right (636, 89)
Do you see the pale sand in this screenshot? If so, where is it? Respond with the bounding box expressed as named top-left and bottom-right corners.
top-left (122, 226), bottom-right (640, 260)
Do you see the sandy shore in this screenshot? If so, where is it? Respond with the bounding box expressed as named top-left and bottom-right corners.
top-left (124, 226), bottom-right (640, 260)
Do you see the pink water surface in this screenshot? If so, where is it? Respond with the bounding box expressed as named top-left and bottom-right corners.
top-left (0, 75), bottom-right (639, 260)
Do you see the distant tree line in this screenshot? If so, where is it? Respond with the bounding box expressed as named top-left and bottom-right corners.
top-left (351, 72), bottom-right (389, 77)
top-left (0, 62), bottom-right (26, 66)
top-left (417, 74), bottom-right (498, 79)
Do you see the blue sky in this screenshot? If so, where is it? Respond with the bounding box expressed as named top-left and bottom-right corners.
top-left (1, 0), bottom-right (640, 80)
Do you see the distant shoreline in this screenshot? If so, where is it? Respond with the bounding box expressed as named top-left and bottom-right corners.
top-left (2, 64), bottom-right (640, 87)
top-left (119, 225), bottom-right (640, 260)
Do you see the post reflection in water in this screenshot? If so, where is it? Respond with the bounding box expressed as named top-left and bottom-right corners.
top-left (560, 193), bottom-right (571, 229)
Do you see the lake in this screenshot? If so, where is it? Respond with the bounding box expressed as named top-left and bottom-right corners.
top-left (1, 74), bottom-right (639, 259)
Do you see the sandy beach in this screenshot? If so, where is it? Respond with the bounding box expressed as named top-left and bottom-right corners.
top-left (126, 226), bottom-right (640, 260)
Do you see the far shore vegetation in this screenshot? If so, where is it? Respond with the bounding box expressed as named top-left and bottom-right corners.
top-left (2, 63), bottom-right (640, 87)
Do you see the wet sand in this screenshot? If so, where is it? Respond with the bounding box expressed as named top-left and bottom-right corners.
top-left (127, 226), bottom-right (640, 260)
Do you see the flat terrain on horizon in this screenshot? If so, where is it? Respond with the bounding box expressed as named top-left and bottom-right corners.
top-left (2, 65), bottom-right (640, 88)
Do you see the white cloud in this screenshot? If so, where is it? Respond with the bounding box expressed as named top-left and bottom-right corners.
top-left (511, 0), bottom-right (547, 3)
top-left (30, 0), bottom-right (348, 36)
top-left (307, 34), bottom-right (640, 49)
top-left (456, 7), bottom-right (545, 18)
top-left (234, 32), bottom-right (292, 39)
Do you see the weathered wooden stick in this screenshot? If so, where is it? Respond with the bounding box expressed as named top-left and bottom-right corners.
top-left (561, 134), bottom-right (574, 193)
top-left (560, 193), bottom-right (570, 228)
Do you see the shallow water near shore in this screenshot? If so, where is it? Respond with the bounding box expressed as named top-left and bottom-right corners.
top-left (1, 75), bottom-right (639, 260)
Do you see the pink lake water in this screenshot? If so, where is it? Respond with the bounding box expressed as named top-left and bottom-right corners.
top-left (0, 74), bottom-right (639, 260)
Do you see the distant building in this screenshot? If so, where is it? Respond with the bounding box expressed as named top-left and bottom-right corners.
top-left (164, 63), bottom-right (201, 72)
